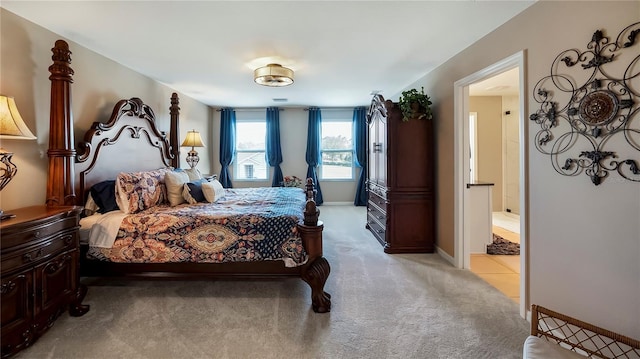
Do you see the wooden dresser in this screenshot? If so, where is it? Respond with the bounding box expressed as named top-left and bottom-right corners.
top-left (1, 206), bottom-right (89, 358)
top-left (366, 95), bottom-right (435, 253)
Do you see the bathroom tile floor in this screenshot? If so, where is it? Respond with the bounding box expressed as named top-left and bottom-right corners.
top-left (470, 217), bottom-right (521, 304)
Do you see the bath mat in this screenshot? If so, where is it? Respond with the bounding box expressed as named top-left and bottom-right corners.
top-left (486, 233), bottom-right (520, 255)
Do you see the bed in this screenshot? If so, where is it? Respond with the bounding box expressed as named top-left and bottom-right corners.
top-left (524, 305), bottom-right (640, 358)
top-left (45, 39), bottom-right (331, 313)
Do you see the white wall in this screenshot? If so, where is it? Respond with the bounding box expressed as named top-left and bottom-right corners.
top-left (393, 1), bottom-right (640, 338)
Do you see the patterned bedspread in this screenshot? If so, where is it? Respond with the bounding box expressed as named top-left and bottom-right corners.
top-left (86, 187), bottom-right (308, 267)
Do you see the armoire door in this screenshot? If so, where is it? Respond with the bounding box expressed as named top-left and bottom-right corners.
top-left (377, 115), bottom-right (387, 187)
top-left (368, 116), bottom-right (388, 187)
top-left (368, 118), bottom-right (378, 184)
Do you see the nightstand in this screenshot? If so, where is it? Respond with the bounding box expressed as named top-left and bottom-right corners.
top-left (1, 206), bottom-right (89, 358)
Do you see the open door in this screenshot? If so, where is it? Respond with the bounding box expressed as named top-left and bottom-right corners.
top-left (453, 51), bottom-right (529, 318)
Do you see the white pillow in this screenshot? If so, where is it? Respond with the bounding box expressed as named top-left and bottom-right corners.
top-left (523, 336), bottom-right (586, 359)
top-left (164, 170), bottom-right (190, 206)
top-left (184, 167), bottom-right (203, 181)
top-left (202, 179), bottom-right (225, 203)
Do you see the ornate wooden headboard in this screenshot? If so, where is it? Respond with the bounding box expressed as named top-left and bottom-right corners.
top-left (74, 97), bottom-right (177, 205)
top-left (47, 40), bottom-right (181, 207)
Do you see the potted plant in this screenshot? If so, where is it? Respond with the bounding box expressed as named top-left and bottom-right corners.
top-left (398, 87), bottom-right (432, 122)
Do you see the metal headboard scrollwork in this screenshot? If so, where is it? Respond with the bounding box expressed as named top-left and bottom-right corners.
top-left (529, 22), bottom-right (640, 185)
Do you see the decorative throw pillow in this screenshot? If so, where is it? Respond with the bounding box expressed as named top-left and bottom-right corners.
top-left (184, 167), bottom-right (203, 181)
top-left (90, 179), bottom-right (119, 213)
top-left (83, 193), bottom-right (99, 217)
top-left (202, 179), bottom-right (225, 203)
top-left (182, 179), bottom-right (208, 204)
top-left (164, 170), bottom-right (190, 206)
top-left (115, 168), bottom-right (170, 214)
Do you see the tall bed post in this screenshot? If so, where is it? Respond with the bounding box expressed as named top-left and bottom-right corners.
top-left (46, 40), bottom-right (76, 206)
top-left (169, 92), bottom-right (180, 169)
top-left (46, 40), bottom-right (89, 317)
top-left (299, 178), bottom-right (331, 313)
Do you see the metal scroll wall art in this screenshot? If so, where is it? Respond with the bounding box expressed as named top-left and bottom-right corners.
top-left (530, 22), bottom-right (640, 185)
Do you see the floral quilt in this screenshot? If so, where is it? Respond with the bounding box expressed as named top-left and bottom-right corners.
top-left (86, 187), bottom-right (308, 267)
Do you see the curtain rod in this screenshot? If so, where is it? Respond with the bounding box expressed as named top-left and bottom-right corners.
top-left (303, 107), bottom-right (362, 111)
top-left (215, 107), bottom-right (364, 112)
top-left (215, 108), bottom-right (284, 112)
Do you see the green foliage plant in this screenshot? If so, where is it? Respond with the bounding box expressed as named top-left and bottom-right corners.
top-left (398, 87), bottom-right (433, 122)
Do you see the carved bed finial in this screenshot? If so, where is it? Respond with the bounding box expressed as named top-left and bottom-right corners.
top-left (303, 178), bottom-right (320, 226)
top-left (49, 40), bottom-right (74, 81)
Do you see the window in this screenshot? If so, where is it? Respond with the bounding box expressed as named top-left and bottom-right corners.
top-left (320, 118), bottom-right (354, 180)
top-left (234, 119), bottom-right (267, 180)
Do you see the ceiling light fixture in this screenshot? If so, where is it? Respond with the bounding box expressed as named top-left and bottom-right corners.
top-left (254, 64), bottom-right (294, 87)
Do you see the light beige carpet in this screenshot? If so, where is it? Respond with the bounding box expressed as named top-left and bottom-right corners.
top-left (16, 205), bottom-right (529, 359)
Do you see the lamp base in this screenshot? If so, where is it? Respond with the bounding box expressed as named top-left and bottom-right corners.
top-left (186, 148), bottom-right (200, 169)
top-left (0, 209), bottom-right (16, 221)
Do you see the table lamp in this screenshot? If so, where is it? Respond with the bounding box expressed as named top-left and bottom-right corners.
top-left (0, 95), bottom-right (37, 220)
top-left (181, 130), bottom-right (205, 169)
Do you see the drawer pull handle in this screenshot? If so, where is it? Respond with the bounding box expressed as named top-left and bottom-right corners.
top-left (377, 229), bottom-right (384, 234)
top-left (62, 234), bottom-right (73, 245)
top-left (45, 255), bottom-right (72, 274)
top-left (23, 249), bottom-right (43, 262)
top-left (34, 231), bottom-right (41, 238)
top-left (377, 215), bottom-right (384, 219)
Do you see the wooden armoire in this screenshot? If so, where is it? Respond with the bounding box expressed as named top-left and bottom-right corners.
top-left (365, 94), bottom-right (435, 253)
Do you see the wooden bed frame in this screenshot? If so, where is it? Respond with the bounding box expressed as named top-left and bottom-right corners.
top-left (530, 305), bottom-right (640, 358)
top-left (45, 39), bottom-right (331, 313)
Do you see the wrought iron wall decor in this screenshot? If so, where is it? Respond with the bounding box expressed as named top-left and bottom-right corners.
top-left (530, 22), bottom-right (640, 185)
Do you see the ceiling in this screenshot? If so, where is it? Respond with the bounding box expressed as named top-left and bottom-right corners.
top-left (1, 1), bottom-right (534, 108)
top-left (469, 67), bottom-right (520, 96)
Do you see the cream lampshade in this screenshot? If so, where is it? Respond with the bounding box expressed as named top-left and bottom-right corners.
top-left (180, 130), bottom-right (205, 169)
top-left (0, 95), bottom-right (37, 220)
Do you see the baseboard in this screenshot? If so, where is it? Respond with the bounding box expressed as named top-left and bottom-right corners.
top-left (436, 246), bottom-right (456, 266)
top-left (322, 202), bottom-right (354, 206)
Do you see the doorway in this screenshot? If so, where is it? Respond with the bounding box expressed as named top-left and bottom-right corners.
top-left (453, 51), bottom-right (528, 318)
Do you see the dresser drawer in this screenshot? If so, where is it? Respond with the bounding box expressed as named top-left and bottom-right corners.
top-left (1, 215), bottom-right (78, 251)
top-left (368, 192), bottom-right (388, 214)
top-left (366, 213), bottom-right (386, 245)
top-left (367, 203), bottom-right (386, 223)
top-left (368, 182), bottom-right (388, 199)
top-left (1, 230), bottom-right (77, 275)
